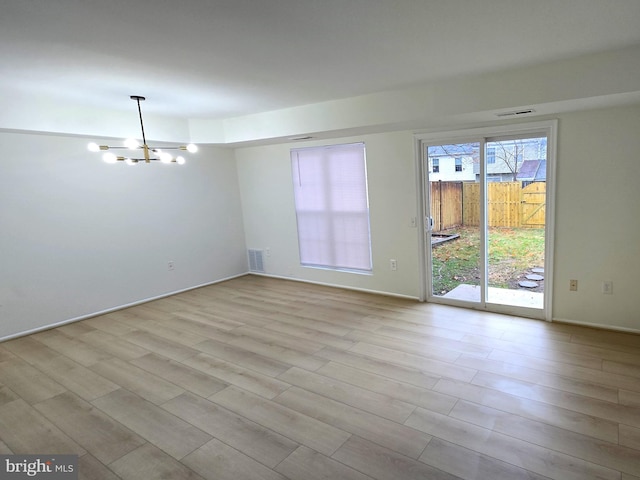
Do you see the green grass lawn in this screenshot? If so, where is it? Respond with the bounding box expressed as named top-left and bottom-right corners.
top-left (431, 226), bottom-right (544, 295)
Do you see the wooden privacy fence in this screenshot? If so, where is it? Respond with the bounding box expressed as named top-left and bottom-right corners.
top-left (430, 181), bottom-right (546, 230)
top-left (430, 181), bottom-right (463, 231)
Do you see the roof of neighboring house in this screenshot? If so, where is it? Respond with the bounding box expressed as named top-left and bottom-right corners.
top-left (427, 144), bottom-right (477, 157)
top-left (517, 160), bottom-right (546, 181)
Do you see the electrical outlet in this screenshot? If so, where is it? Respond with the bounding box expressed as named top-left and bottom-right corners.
top-left (168, 261), bottom-right (175, 271)
top-left (602, 280), bottom-right (613, 295)
top-left (569, 279), bottom-right (577, 291)
top-left (390, 259), bottom-right (397, 271)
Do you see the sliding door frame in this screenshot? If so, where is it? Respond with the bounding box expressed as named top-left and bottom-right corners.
top-left (414, 120), bottom-right (557, 321)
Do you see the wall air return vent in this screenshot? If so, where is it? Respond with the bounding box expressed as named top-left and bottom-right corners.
top-left (495, 108), bottom-right (535, 118)
top-left (247, 249), bottom-right (265, 273)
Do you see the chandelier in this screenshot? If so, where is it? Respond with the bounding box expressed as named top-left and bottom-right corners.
top-left (88, 95), bottom-right (197, 165)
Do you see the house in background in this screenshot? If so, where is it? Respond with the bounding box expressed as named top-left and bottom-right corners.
top-left (517, 159), bottom-right (547, 186)
top-left (427, 144), bottom-right (476, 182)
top-left (473, 137), bottom-right (548, 183)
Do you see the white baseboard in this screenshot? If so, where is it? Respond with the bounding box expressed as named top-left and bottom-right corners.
top-left (552, 317), bottom-right (640, 335)
top-left (0, 273), bottom-right (248, 343)
top-left (248, 272), bottom-right (421, 301)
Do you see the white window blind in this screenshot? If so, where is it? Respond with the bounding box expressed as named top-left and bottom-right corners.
top-left (291, 143), bottom-right (372, 272)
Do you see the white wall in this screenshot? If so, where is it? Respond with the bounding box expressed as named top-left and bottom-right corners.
top-left (235, 131), bottom-right (421, 298)
top-left (553, 105), bottom-right (640, 331)
top-left (0, 132), bottom-right (247, 339)
top-left (235, 105), bottom-right (640, 332)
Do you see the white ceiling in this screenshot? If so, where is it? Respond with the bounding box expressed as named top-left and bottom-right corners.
top-left (2, 0), bottom-right (640, 123)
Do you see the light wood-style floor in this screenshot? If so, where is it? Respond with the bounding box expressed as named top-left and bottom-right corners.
top-left (1, 275), bottom-right (639, 480)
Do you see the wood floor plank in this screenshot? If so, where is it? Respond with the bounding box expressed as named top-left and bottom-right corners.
top-left (79, 329), bottom-right (151, 360)
top-left (34, 391), bottom-right (145, 463)
top-left (0, 440), bottom-right (13, 454)
top-left (471, 370), bottom-right (640, 428)
top-left (57, 321), bottom-right (97, 337)
top-left (193, 338), bottom-right (291, 377)
top-left (310, 360), bottom-right (458, 415)
top-left (316, 347), bottom-right (440, 390)
top-left (364, 314), bottom-right (468, 341)
top-left (433, 377), bottom-right (619, 442)
top-left (0, 397), bottom-right (86, 456)
top-left (349, 342), bottom-right (476, 382)
top-left (227, 335), bottom-right (328, 371)
top-left (332, 435), bottom-right (461, 480)
top-left (278, 367), bottom-right (416, 423)
top-left (0, 345), bottom-right (16, 362)
top-left (262, 320), bottom-right (357, 350)
top-left (1, 336), bottom-right (60, 366)
top-left (620, 424), bottom-right (640, 450)
top-left (183, 353), bottom-right (290, 399)
top-left (456, 354), bottom-right (619, 403)
top-left (210, 386), bottom-right (351, 456)
top-left (78, 454), bottom-right (121, 480)
top-left (89, 357), bottom-right (184, 405)
top-left (420, 437), bottom-right (551, 480)
top-left (0, 357), bottom-right (66, 404)
top-left (373, 326), bottom-right (493, 356)
top-left (121, 330), bottom-right (201, 360)
top-left (345, 330), bottom-right (462, 363)
top-left (0, 385), bottom-right (19, 406)
top-left (109, 443), bottom-right (205, 480)
top-left (466, 333), bottom-right (605, 370)
top-left (265, 312), bottom-right (355, 337)
top-left (163, 392), bottom-right (298, 469)
top-left (603, 359), bottom-right (640, 378)
top-left (34, 355), bottom-right (120, 401)
top-left (92, 389), bottom-right (211, 460)
top-left (233, 325), bottom-right (326, 354)
top-left (130, 352), bottom-right (228, 398)
top-left (275, 386), bottom-right (430, 459)
top-left (32, 330), bottom-right (112, 366)
top-left (157, 316), bottom-right (242, 346)
top-left (449, 399), bottom-right (640, 476)
top-left (621, 389), bottom-right (640, 407)
top-left (275, 445), bottom-right (374, 480)
top-left (487, 348), bottom-right (640, 393)
top-left (405, 407), bottom-right (619, 480)
top-left (82, 314), bottom-right (139, 336)
top-left (173, 310), bottom-right (245, 330)
top-left (182, 438), bottom-right (288, 480)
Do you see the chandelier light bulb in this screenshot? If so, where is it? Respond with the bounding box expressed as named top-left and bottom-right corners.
top-left (186, 143), bottom-right (198, 153)
top-left (125, 158), bottom-right (137, 165)
top-left (103, 152), bottom-right (117, 163)
top-left (124, 138), bottom-right (140, 150)
top-left (176, 156), bottom-right (186, 165)
top-left (160, 151), bottom-right (173, 163)
top-left (88, 142), bottom-right (100, 152)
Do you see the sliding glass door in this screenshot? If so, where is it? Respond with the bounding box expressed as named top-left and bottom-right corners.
top-left (420, 123), bottom-right (554, 320)
top-left (425, 142), bottom-right (482, 304)
top-left (485, 135), bottom-right (547, 310)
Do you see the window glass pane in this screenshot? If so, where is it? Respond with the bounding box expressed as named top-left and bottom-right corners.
top-left (291, 143), bottom-right (372, 271)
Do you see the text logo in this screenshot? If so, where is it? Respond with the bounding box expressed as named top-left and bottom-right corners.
top-left (0, 455), bottom-right (77, 479)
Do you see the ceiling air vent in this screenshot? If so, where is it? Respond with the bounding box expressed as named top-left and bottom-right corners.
top-left (495, 108), bottom-right (535, 118)
top-left (288, 135), bottom-right (313, 141)
top-left (247, 249), bottom-right (265, 273)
